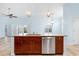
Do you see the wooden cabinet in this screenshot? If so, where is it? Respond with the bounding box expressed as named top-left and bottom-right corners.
top-left (55, 36), bottom-right (63, 55)
top-left (14, 36), bottom-right (42, 55)
top-left (14, 36), bottom-right (64, 55)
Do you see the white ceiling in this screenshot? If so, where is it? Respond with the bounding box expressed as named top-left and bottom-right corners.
top-left (0, 3), bottom-right (63, 17)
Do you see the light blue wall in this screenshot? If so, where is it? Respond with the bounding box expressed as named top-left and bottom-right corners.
top-left (0, 3), bottom-right (63, 37)
top-left (64, 3), bottom-right (79, 45)
top-left (0, 15), bottom-right (63, 37)
top-left (0, 16), bottom-right (8, 37)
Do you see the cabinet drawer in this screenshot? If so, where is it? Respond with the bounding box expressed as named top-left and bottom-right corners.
top-left (22, 36), bottom-right (42, 43)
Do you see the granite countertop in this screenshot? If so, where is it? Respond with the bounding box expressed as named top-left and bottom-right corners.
top-left (0, 34), bottom-right (67, 39)
top-left (14, 34), bottom-right (67, 37)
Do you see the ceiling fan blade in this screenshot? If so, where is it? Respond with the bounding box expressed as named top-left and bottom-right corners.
top-left (13, 16), bottom-right (18, 18)
top-left (1, 13), bottom-right (8, 16)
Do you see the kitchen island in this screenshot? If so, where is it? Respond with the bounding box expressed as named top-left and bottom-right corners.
top-left (14, 34), bottom-right (65, 55)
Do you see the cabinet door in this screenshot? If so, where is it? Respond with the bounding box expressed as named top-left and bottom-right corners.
top-left (30, 36), bottom-right (42, 54)
top-left (14, 36), bottom-right (42, 55)
top-left (14, 36), bottom-right (24, 54)
top-left (22, 37), bottom-right (32, 54)
top-left (55, 36), bottom-right (63, 54)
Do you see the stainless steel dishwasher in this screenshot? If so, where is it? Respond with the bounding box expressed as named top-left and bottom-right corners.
top-left (42, 36), bottom-right (55, 54)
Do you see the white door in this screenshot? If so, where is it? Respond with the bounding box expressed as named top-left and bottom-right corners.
top-left (72, 18), bottom-right (79, 44)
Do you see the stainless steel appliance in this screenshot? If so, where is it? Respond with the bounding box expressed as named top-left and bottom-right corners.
top-left (42, 37), bottom-right (55, 54)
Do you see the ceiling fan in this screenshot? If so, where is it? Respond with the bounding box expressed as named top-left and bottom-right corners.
top-left (2, 8), bottom-right (18, 18)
